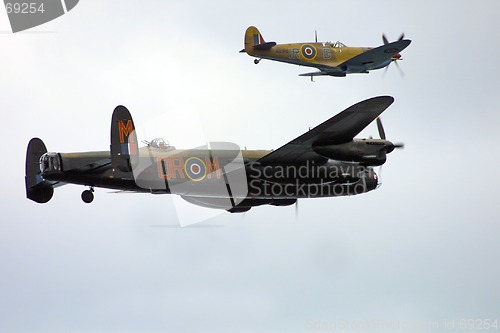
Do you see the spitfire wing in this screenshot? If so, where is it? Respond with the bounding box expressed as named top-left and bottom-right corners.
top-left (256, 96), bottom-right (394, 165)
top-left (338, 39), bottom-right (411, 72)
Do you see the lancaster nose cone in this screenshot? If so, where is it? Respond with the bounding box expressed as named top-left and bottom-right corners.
top-left (386, 142), bottom-right (395, 154)
top-left (386, 141), bottom-right (405, 154)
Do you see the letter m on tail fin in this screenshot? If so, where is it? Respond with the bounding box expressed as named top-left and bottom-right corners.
top-left (111, 105), bottom-right (138, 172)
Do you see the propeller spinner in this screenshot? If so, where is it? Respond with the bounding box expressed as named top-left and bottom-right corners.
top-left (382, 33), bottom-right (406, 77)
top-left (376, 117), bottom-right (404, 153)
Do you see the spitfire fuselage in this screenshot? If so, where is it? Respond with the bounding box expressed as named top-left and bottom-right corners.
top-left (248, 42), bottom-right (372, 70)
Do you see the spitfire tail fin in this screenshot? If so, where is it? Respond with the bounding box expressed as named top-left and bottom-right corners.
top-left (241, 26), bottom-right (276, 54)
top-left (25, 138), bottom-right (54, 203)
top-left (110, 105), bottom-right (138, 172)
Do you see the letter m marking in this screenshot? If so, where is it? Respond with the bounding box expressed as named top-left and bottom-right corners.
top-left (118, 120), bottom-right (133, 144)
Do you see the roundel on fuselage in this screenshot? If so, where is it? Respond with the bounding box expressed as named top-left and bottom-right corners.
top-left (184, 157), bottom-right (207, 182)
top-left (301, 44), bottom-right (317, 60)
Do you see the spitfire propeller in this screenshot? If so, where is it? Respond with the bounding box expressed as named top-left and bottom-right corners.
top-left (382, 33), bottom-right (405, 45)
top-left (382, 33), bottom-right (406, 77)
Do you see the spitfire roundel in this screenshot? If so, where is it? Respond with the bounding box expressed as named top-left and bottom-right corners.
top-left (301, 44), bottom-right (317, 60)
top-left (184, 157), bottom-right (207, 181)
top-left (384, 48), bottom-right (399, 54)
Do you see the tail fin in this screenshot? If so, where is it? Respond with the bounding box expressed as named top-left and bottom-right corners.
top-left (25, 138), bottom-right (54, 203)
top-left (240, 26), bottom-right (276, 54)
top-left (110, 105), bottom-right (138, 172)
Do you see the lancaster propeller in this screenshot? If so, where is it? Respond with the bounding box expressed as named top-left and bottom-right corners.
top-left (376, 117), bottom-right (404, 153)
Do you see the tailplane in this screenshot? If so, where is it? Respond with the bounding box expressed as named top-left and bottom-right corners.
top-left (25, 138), bottom-right (54, 203)
top-left (110, 105), bottom-right (138, 172)
top-left (240, 26), bottom-right (276, 54)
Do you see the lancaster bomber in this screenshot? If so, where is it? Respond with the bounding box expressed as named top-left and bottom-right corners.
top-left (25, 96), bottom-right (403, 213)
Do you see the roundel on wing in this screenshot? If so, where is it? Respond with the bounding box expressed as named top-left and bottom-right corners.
top-left (184, 157), bottom-right (207, 181)
top-left (384, 48), bottom-right (399, 54)
top-left (301, 44), bottom-right (317, 59)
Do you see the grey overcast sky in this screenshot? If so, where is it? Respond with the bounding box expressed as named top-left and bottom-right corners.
top-left (1, 0), bottom-right (500, 332)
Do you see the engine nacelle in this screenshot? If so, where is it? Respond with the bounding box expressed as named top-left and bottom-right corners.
top-left (312, 140), bottom-right (388, 166)
top-left (270, 199), bottom-right (297, 207)
top-left (228, 198), bottom-right (297, 213)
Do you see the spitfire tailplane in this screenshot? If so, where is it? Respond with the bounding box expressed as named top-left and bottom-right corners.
top-left (241, 26), bottom-right (276, 54)
top-left (110, 105), bottom-right (138, 172)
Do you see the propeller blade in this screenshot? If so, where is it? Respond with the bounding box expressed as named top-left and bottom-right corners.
top-left (382, 34), bottom-right (389, 45)
top-left (376, 166), bottom-right (383, 188)
top-left (376, 117), bottom-right (386, 140)
top-left (393, 142), bottom-right (405, 149)
top-left (394, 60), bottom-right (405, 78)
top-left (315, 30), bottom-right (318, 43)
top-left (295, 199), bottom-right (299, 221)
top-left (383, 63), bottom-right (390, 77)
top-left (398, 32), bottom-right (405, 41)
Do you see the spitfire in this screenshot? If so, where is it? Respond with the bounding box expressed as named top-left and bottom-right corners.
top-left (25, 96), bottom-right (403, 213)
top-left (240, 26), bottom-right (411, 78)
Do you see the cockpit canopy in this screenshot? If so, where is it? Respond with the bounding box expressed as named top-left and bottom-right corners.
top-left (149, 137), bottom-right (175, 150)
top-left (324, 41), bottom-right (346, 48)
